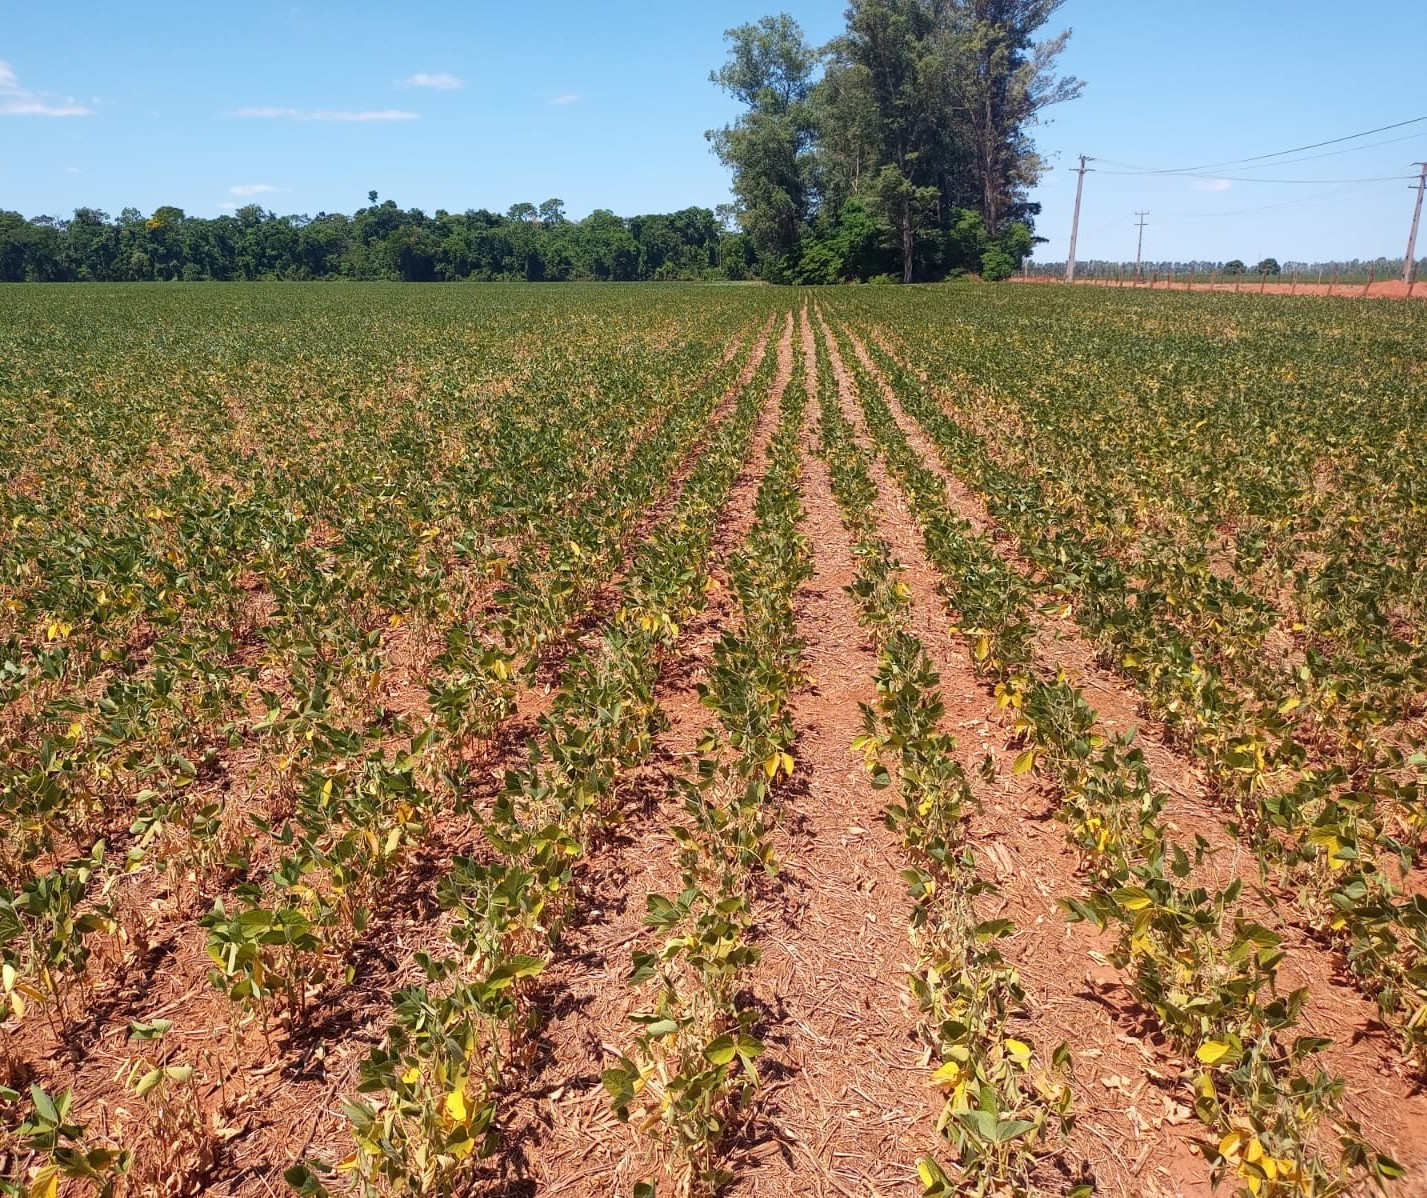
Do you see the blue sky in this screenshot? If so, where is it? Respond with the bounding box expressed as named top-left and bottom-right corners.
top-left (3, 0), bottom-right (1424, 264)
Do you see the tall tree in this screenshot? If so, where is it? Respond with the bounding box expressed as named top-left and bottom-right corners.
top-left (811, 58), bottom-right (882, 215)
top-left (828, 0), bottom-right (1079, 235)
top-left (940, 0), bottom-right (1082, 232)
top-left (831, 1), bottom-right (965, 205)
top-left (707, 14), bottom-right (820, 280)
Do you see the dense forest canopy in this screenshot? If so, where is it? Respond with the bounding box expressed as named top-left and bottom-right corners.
top-left (0, 200), bottom-right (750, 283)
top-left (0, 1), bottom-right (1081, 285)
top-left (710, 0), bottom-right (1082, 283)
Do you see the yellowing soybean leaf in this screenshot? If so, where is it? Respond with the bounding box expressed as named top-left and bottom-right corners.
top-left (28, 1167), bottom-right (59, 1198)
top-left (931, 1060), bottom-right (963, 1085)
top-left (444, 1089), bottom-right (468, 1125)
top-left (1197, 1040), bottom-right (1232, 1065)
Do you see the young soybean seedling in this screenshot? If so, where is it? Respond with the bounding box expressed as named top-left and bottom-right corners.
top-left (124, 1016), bottom-right (216, 1191)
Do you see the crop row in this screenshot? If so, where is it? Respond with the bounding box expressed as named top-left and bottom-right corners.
top-left (818, 310), bottom-right (1403, 1197)
top-left (834, 301), bottom-right (1427, 1080)
top-left (198, 321), bottom-right (776, 1036)
top-left (605, 311), bottom-right (810, 1196)
top-left (0, 287), bottom-right (786, 1196)
top-left (2, 312), bottom-right (768, 1050)
top-left (287, 314), bottom-right (788, 1197)
top-left (808, 312), bottom-right (1078, 1197)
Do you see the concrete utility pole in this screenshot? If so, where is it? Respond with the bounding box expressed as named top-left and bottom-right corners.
top-left (1065, 155), bottom-right (1093, 284)
top-left (1405, 163), bottom-right (1427, 288)
top-left (1134, 211), bottom-right (1149, 281)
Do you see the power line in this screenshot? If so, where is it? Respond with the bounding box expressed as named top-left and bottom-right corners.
top-left (1222, 130), bottom-right (1427, 171)
top-left (1054, 131), bottom-right (1425, 266)
top-left (1170, 181), bottom-right (1383, 221)
top-left (1093, 169), bottom-right (1416, 185)
top-left (1082, 211), bottom-right (1136, 235)
top-left (1096, 114), bottom-right (1427, 176)
top-left (1097, 130), bottom-right (1427, 176)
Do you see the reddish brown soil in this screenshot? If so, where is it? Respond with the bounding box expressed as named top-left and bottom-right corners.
top-left (722, 309), bottom-right (938, 1197)
top-left (0, 320), bottom-right (782, 1198)
top-left (1012, 277), bottom-right (1427, 301)
top-left (11, 301), bottom-right (1427, 1198)
top-left (838, 313), bottom-right (1427, 1192)
top-left (815, 307), bottom-right (1210, 1198)
top-left (477, 314), bottom-right (799, 1195)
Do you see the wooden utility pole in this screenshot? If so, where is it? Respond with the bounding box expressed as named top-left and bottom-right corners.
top-left (1065, 155), bottom-right (1093, 284)
top-left (1404, 163), bottom-right (1427, 289)
top-left (1134, 211), bottom-right (1149, 281)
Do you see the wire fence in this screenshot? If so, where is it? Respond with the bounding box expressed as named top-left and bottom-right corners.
top-left (1020, 258), bottom-right (1427, 298)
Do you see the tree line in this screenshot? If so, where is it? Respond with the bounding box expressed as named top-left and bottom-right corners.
top-left (708, 1), bottom-right (1082, 283)
top-left (1, 1), bottom-right (1083, 287)
top-left (0, 197), bottom-right (754, 283)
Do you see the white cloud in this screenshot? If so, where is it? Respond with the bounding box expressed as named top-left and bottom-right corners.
top-left (550, 93), bottom-right (580, 106)
top-left (64, 166), bottom-right (82, 174)
top-left (234, 106), bottom-right (418, 121)
top-left (0, 59), bottom-right (91, 116)
top-left (229, 183), bottom-right (277, 196)
top-left (1192, 178), bottom-right (1233, 192)
top-left (404, 72), bottom-right (462, 90)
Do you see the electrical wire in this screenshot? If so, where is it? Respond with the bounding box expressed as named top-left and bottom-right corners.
top-left (1092, 168), bottom-right (1415, 185)
top-left (1170, 180), bottom-right (1382, 221)
top-left (1220, 130), bottom-right (1426, 170)
top-left (1092, 114), bottom-right (1427, 176)
top-left (1080, 211), bottom-right (1138, 235)
top-left (1096, 130), bottom-right (1427, 176)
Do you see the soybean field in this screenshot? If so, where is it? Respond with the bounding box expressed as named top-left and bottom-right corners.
top-left (2, 283), bottom-right (1427, 1198)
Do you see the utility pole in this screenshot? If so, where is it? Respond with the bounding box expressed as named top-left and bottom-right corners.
top-left (1065, 155), bottom-right (1093, 284)
top-left (1134, 211), bottom-right (1149, 281)
top-left (1404, 163), bottom-right (1427, 288)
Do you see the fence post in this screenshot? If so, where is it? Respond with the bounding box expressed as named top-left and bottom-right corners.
top-left (1363, 264), bottom-right (1375, 297)
top-left (1188, 266), bottom-right (1195, 292)
top-left (1329, 266), bottom-right (1338, 295)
